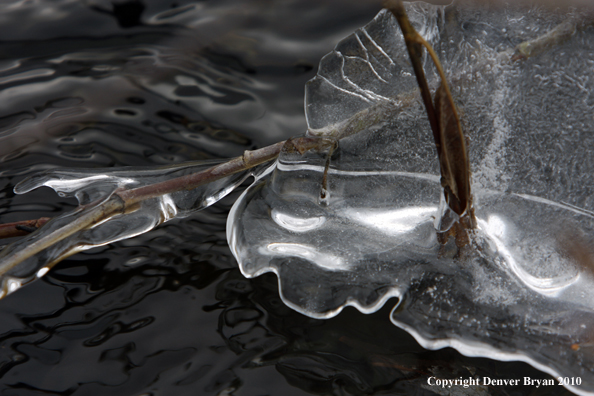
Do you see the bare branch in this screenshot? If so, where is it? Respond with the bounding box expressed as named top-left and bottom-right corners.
top-left (118, 140), bottom-right (288, 205)
top-left (512, 18), bottom-right (579, 61)
top-left (383, 0), bottom-right (440, 143)
top-left (384, 0), bottom-right (475, 240)
top-left (0, 218), bottom-right (50, 239)
top-left (0, 137), bottom-right (329, 291)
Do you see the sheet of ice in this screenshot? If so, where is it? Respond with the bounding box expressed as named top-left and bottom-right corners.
top-left (229, 2), bottom-right (594, 395)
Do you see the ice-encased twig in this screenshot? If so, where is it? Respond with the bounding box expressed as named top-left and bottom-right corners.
top-left (512, 17), bottom-right (580, 61)
top-left (0, 139), bottom-right (300, 298)
top-left (385, 0), bottom-right (475, 249)
top-left (0, 218), bottom-right (50, 239)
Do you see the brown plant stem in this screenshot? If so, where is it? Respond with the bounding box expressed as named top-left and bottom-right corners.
top-left (384, 0), bottom-right (474, 233)
top-left (0, 138), bottom-right (327, 278)
top-left (118, 140), bottom-right (288, 205)
top-left (383, 0), bottom-right (440, 143)
top-left (512, 18), bottom-right (578, 61)
top-left (0, 218), bottom-right (50, 239)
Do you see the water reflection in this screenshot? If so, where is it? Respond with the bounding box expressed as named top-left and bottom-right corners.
top-left (0, 213), bottom-right (560, 395)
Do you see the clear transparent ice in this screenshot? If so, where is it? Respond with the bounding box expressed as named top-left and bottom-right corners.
top-left (228, 2), bottom-right (594, 394)
top-left (0, 160), bottom-right (253, 295)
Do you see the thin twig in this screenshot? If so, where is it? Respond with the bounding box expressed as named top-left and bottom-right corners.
top-left (0, 198), bottom-right (126, 281)
top-left (118, 140), bottom-right (289, 204)
top-left (0, 139), bottom-right (327, 280)
top-left (384, 0), bottom-right (474, 228)
top-left (0, 218), bottom-right (50, 239)
top-left (512, 18), bottom-right (578, 61)
top-left (383, 0), bottom-right (440, 143)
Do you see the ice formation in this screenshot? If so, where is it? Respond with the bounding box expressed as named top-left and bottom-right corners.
top-left (0, 161), bottom-right (253, 297)
top-left (228, 3), bottom-right (594, 394)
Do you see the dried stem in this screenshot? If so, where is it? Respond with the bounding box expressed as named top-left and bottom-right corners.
top-left (0, 198), bottom-right (126, 282)
top-left (512, 18), bottom-right (578, 61)
top-left (118, 140), bottom-right (288, 205)
top-left (0, 218), bottom-right (50, 239)
top-left (384, 0), bottom-right (474, 234)
top-left (0, 139), bottom-right (328, 280)
top-left (383, 0), bottom-right (440, 142)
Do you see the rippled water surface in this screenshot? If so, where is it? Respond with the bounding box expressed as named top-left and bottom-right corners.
top-left (0, 1), bottom-right (570, 395)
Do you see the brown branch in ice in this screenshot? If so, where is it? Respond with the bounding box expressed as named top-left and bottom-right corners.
top-left (0, 138), bottom-right (327, 279)
top-left (384, 0), bottom-right (475, 249)
top-left (0, 218), bottom-right (50, 239)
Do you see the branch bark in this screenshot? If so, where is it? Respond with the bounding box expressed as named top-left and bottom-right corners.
top-left (0, 136), bottom-right (332, 287)
top-left (0, 218), bottom-right (50, 239)
top-left (384, 0), bottom-right (475, 244)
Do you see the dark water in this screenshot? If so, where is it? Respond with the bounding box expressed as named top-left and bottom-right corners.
top-left (0, 1), bottom-right (569, 395)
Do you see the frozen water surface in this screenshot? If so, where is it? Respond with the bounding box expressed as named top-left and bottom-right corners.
top-left (229, 2), bottom-right (594, 395)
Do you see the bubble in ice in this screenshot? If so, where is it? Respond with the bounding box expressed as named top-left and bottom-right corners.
top-left (228, 2), bottom-right (594, 395)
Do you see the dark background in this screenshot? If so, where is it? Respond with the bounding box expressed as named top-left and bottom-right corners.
top-left (0, 1), bottom-right (568, 395)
